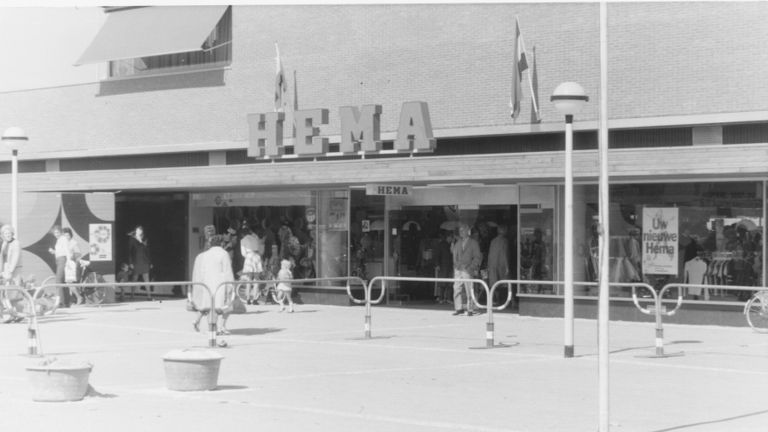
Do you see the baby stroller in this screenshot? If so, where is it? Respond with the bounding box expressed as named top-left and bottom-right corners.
top-left (75, 259), bottom-right (107, 305)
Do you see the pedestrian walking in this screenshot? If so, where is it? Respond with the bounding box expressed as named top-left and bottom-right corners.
top-left (191, 230), bottom-right (235, 334)
top-left (451, 223), bottom-right (482, 316)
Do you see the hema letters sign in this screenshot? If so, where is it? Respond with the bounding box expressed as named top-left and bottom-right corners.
top-left (247, 101), bottom-right (436, 158)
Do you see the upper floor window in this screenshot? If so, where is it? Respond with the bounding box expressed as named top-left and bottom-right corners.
top-left (76, 6), bottom-right (232, 78)
top-left (109, 7), bottom-right (232, 78)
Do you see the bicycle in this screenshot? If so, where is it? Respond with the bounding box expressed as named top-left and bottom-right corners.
top-left (744, 289), bottom-right (768, 333)
top-left (235, 272), bottom-right (284, 305)
top-left (75, 260), bottom-right (107, 305)
top-left (1, 275), bottom-right (59, 323)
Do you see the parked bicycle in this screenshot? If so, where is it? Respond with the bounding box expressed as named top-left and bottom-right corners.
top-left (745, 289), bottom-right (768, 333)
top-left (74, 260), bottom-right (107, 305)
top-left (1, 275), bottom-right (59, 323)
top-left (235, 272), bottom-right (284, 305)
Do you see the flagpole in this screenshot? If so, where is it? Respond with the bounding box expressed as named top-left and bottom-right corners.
top-left (598, 2), bottom-right (611, 431)
top-left (516, 17), bottom-right (540, 121)
top-left (292, 69), bottom-right (298, 138)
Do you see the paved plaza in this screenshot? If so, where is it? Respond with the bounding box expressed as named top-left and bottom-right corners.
top-left (1, 299), bottom-right (767, 432)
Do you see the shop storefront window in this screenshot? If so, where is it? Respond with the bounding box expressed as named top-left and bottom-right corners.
top-left (315, 190), bottom-right (349, 282)
top-left (571, 181), bottom-right (764, 301)
top-left (349, 190), bottom-right (385, 281)
top-left (519, 186), bottom-right (556, 294)
top-left (191, 190), bottom-right (349, 288)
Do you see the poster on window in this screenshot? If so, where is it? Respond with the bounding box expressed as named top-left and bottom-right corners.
top-left (88, 223), bottom-right (113, 262)
top-left (642, 207), bottom-right (678, 275)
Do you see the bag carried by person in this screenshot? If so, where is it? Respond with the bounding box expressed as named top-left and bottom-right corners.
top-left (64, 259), bottom-right (78, 283)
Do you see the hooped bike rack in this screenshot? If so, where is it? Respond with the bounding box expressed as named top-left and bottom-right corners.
top-left (496, 280), bottom-right (659, 355)
top-left (1, 285), bottom-right (44, 356)
top-left (652, 283), bottom-right (768, 357)
top-left (220, 276), bottom-right (367, 341)
top-left (41, 281), bottom-right (216, 347)
top-left (364, 276), bottom-right (501, 348)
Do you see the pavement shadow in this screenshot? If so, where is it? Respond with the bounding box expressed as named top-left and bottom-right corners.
top-left (228, 327), bottom-right (283, 336)
top-left (35, 317), bottom-right (85, 324)
top-left (213, 385), bottom-right (249, 391)
top-left (87, 385), bottom-right (118, 399)
top-left (346, 335), bottom-right (396, 341)
top-left (651, 408), bottom-right (768, 431)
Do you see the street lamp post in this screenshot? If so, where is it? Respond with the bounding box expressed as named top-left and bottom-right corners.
top-left (551, 83), bottom-right (588, 358)
top-left (2, 127), bottom-right (28, 232)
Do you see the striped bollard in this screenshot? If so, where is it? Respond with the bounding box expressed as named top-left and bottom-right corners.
top-left (27, 326), bottom-right (39, 356)
top-left (486, 322), bottom-right (494, 348)
top-left (365, 314), bottom-right (371, 339)
top-left (208, 322), bottom-right (217, 348)
top-left (655, 327), bottom-right (664, 356)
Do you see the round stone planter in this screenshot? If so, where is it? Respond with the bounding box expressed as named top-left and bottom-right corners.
top-left (26, 358), bottom-right (93, 402)
top-left (163, 349), bottom-right (224, 391)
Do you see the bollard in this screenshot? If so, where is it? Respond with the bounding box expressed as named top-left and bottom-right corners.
top-left (208, 322), bottom-right (217, 348)
top-left (485, 322), bottom-right (494, 348)
top-left (27, 326), bottom-right (38, 356)
top-left (655, 327), bottom-right (664, 356)
top-left (364, 314), bottom-right (371, 339)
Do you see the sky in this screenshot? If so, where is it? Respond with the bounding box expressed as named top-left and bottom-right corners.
top-left (0, 1), bottom-right (477, 92)
top-left (0, 6), bottom-right (105, 92)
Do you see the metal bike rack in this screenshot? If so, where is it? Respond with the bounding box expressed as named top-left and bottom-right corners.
top-left (1, 285), bottom-right (43, 356)
top-left (364, 276), bottom-right (502, 348)
top-left (502, 279), bottom-right (661, 356)
top-left (41, 281), bottom-right (216, 346)
top-left (220, 276), bottom-right (367, 340)
top-left (651, 283), bottom-right (768, 357)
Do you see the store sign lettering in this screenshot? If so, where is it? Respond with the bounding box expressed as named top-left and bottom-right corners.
top-left (247, 101), bottom-right (436, 158)
top-left (365, 184), bottom-right (411, 196)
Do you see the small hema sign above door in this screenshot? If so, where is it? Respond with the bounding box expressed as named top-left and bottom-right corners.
top-left (366, 184), bottom-right (412, 196)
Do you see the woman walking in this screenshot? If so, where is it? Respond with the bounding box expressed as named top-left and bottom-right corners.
top-left (191, 230), bottom-right (235, 335)
top-left (48, 226), bottom-right (71, 308)
top-left (128, 225), bottom-right (152, 300)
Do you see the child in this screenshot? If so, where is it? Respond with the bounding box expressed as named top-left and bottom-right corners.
top-left (264, 244), bottom-right (281, 304)
top-left (276, 258), bottom-right (294, 313)
top-left (116, 262), bottom-right (132, 301)
top-left (241, 249), bottom-right (263, 305)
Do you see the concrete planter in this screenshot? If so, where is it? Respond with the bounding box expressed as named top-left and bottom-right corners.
top-left (26, 358), bottom-right (93, 402)
top-left (163, 349), bottom-right (224, 391)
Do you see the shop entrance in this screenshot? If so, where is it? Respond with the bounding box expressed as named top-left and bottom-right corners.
top-left (356, 184), bottom-right (522, 304)
top-left (115, 192), bottom-right (188, 297)
top-left (388, 204), bottom-right (518, 302)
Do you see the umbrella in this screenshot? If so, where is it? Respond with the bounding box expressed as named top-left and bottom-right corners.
top-left (402, 221), bottom-right (421, 232)
top-left (440, 220), bottom-right (461, 230)
top-left (737, 218), bottom-right (759, 231)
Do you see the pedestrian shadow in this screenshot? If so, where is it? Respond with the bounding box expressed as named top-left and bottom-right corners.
top-left (233, 310), bottom-right (269, 315)
top-left (228, 327), bottom-right (283, 336)
top-left (651, 408), bottom-right (768, 431)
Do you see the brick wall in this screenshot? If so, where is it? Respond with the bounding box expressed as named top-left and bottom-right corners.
top-left (1, 2), bottom-right (766, 159)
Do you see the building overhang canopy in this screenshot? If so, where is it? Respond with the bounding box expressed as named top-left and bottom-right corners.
top-left (75, 6), bottom-right (228, 65)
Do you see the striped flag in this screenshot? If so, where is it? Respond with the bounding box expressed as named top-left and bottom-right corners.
top-left (291, 70), bottom-right (299, 137)
top-left (274, 43), bottom-right (287, 112)
top-left (292, 69), bottom-right (299, 111)
top-left (510, 17), bottom-right (528, 119)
